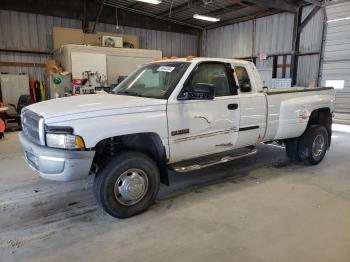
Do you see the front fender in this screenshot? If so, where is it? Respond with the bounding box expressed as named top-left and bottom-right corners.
top-left (48, 111), bottom-right (169, 151)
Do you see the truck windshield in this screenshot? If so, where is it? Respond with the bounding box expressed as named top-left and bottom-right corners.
top-left (113, 62), bottom-right (190, 99)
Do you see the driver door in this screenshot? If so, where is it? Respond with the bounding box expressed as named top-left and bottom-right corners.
top-left (167, 62), bottom-right (241, 163)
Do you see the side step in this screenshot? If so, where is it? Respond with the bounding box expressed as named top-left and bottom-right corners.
top-left (170, 146), bottom-right (258, 173)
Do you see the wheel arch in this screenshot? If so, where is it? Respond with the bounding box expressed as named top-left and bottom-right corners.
top-left (307, 107), bottom-right (333, 147)
top-left (93, 132), bottom-right (170, 185)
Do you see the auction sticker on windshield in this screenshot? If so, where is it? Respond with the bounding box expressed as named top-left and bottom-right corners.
top-left (157, 66), bottom-right (175, 72)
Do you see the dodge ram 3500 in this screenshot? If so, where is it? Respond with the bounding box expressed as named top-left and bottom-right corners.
top-left (19, 58), bottom-right (335, 218)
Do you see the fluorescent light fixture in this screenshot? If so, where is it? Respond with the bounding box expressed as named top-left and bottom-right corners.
top-left (193, 14), bottom-right (220, 22)
top-left (325, 80), bottom-right (345, 89)
top-left (136, 0), bottom-right (162, 4)
top-left (327, 16), bottom-right (350, 23)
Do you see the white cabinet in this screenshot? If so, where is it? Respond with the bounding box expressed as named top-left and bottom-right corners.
top-left (54, 45), bottom-right (162, 85)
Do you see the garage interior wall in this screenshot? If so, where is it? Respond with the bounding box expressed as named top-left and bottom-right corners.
top-left (205, 6), bottom-right (325, 87)
top-left (0, 10), bottom-right (199, 81)
top-left (320, 1), bottom-right (350, 117)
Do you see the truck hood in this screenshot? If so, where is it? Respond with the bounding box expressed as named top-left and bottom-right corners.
top-left (26, 93), bottom-right (167, 122)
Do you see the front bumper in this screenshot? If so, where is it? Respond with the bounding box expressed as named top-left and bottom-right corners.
top-left (19, 132), bottom-right (95, 181)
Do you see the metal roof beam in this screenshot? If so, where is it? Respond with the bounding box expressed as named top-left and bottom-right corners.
top-left (127, 2), bottom-right (147, 9)
top-left (205, 9), bottom-right (281, 29)
top-left (104, 1), bottom-right (204, 30)
top-left (303, 0), bottom-right (322, 6)
top-left (243, 0), bottom-right (298, 13)
top-left (91, 0), bottom-right (106, 33)
top-left (156, 0), bottom-right (203, 17)
top-left (298, 5), bottom-right (321, 33)
top-left (181, 3), bottom-right (247, 22)
top-left (202, 3), bottom-right (248, 17)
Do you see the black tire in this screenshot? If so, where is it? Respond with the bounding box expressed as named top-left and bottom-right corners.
top-left (298, 125), bottom-right (329, 165)
top-left (285, 137), bottom-right (300, 161)
top-left (94, 151), bottom-right (160, 218)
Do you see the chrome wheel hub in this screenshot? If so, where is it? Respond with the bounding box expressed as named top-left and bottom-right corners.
top-left (312, 134), bottom-right (325, 158)
top-left (114, 169), bottom-right (149, 206)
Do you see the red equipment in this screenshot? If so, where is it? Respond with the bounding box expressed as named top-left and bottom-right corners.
top-left (0, 102), bottom-right (7, 138)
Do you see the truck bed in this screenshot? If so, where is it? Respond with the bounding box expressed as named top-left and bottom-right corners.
top-left (262, 86), bottom-right (335, 142)
top-left (264, 86), bottom-right (333, 95)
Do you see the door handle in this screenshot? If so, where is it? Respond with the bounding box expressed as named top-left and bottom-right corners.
top-left (227, 103), bottom-right (238, 110)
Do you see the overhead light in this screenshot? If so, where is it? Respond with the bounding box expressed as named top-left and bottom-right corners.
top-left (327, 16), bottom-right (350, 23)
top-left (136, 0), bottom-right (162, 4)
top-left (193, 14), bottom-right (220, 22)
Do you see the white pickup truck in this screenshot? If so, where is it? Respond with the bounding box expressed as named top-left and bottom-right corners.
top-left (19, 58), bottom-right (335, 218)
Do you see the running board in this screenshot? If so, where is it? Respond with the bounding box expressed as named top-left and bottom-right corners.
top-left (170, 147), bottom-right (258, 173)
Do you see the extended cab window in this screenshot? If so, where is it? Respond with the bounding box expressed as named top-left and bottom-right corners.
top-left (190, 63), bottom-right (231, 97)
top-left (235, 66), bottom-right (251, 92)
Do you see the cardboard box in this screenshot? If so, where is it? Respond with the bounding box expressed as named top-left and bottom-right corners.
top-left (46, 59), bottom-right (62, 73)
top-left (53, 27), bottom-right (140, 49)
top-left (53, 27), bottom-right (84, 50)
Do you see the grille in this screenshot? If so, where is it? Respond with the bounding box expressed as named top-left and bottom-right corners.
top-left (22, 110), bottom-right (42, 144)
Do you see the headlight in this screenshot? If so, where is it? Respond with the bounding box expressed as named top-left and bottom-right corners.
top-left (46, 132), bottom-right (85, 150)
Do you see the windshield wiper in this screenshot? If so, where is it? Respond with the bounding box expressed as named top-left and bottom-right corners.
top-left (116, 90), bottom-right (142, 97)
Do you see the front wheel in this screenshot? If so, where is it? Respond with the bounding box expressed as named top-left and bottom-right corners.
top-left (298, 125), bottom-right (329, 165)
top-left (93, 151), bottom-right (160, 218)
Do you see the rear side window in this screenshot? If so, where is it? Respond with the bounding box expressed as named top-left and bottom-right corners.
top-left (190, 63), bottom-right (231, 97)
top-left (235, 66), bottom-right (251, 90)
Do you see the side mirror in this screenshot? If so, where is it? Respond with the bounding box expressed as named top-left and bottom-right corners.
top-left (240, 83), bottom-right (251, 92)
top-left (179, 83), bottom-right (215, 100)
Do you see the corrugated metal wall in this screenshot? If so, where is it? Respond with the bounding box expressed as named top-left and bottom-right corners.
top-left (297, 5), bottom-right (324, 86)
top-left (206, 13), bottom-right (294, 58)
top-left (90, 22), bottom-right (198, 57)
top-left (321, 1), bottom-right (350, 114)
top-left (206, 20), bottom-right (253, 58)
top-left (205, 8), bottom-right (324, 86)
top-left (255, 13), bottom-right (294, 55)
top-left (0, 10), bottom-right (199, 81)
top-left (0, 10), bottom-right (82, 80)
top-left (0, 52), bottom-right (48, 80)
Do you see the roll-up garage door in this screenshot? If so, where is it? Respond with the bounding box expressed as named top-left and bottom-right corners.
top-left (321, 1), bottom-right (350, 118)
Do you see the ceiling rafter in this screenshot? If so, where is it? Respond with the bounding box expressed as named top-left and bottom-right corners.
top-left (243, 0), bottom-right (298, 12)
top-left (104, 0), bottom-right (204, 29)
top-left (205, 8), bottom-right (281, 29)
top-left (303, 0), bottom-right (323, 6)
top-left (156, 0), bottom-right (203, 17)
top-left (106, 0), bottom-right (300, 29)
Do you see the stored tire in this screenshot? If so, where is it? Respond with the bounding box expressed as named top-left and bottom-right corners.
top-left (93, 151), bottom-right (160, 218)
top-left (285, 137), bottom-right (300, 161)
top-left (298, 125), bottom-right (328, 165)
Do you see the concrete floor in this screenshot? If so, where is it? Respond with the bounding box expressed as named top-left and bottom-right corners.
top-left (0, 126), bottom-right (350, 262)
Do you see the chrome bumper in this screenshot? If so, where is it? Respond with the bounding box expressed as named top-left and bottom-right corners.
top-left (19, 132), bottom-right (95, 181)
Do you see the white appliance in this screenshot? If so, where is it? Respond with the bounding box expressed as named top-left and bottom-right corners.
top-left (102, 36), bottom-right (123, 48)
top-left (70, 52), bottom-right (107, 80)
top-left (257, 68), bottom-right (273, 88)
top-left (54, 45), bottom-right (162, 85)
top-left (271, 78), bottom-right (292, 88)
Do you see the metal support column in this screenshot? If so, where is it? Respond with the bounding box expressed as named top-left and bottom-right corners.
top-left (291, 5), bottom-right (322, 86)
top-left (291, 6), bottom-right (302, 86)
top-left (317, 7), bottom-right (327, 86)
top-left (92, 0), bottom-right (106, 33)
